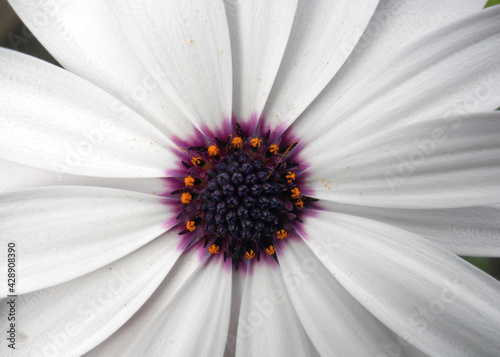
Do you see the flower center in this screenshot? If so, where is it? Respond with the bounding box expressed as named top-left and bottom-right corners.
top-left (173, 123), bottom-right (317, 269)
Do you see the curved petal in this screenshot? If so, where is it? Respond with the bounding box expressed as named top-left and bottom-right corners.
top-left (0, 48), bottom-right (179, 178)
top-left (280, 237), bottom-right (425, 356)
top-left (224, 0), bottom-right (297, 122)
top-left (8, 0), bottom-right (232, 134)
top-left (0, 231), bottom-right (183, 357)
top-left (263, 0), bottom-right (379, 130)
top-left (0, 158), bottom-right (166, 195)
top-left (84, 246), bottom-right (202, 356)
top-left (301, 211), bottom-right (500, 357)
top-left (294, 4), bottom-right (500, 146)
top-left (235, 261), bottom-right (318, 357)
top-left (305, 113), bottom-right (500, 209)
top-left (0, 186), bottom-right (175, 295)
top-left (321, 200), bottom-right (500, 257)
top-left (127, 258), bottom-right (232, 357)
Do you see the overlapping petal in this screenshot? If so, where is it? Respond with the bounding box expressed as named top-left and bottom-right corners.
top-left (321, 200), bottom-right (500, 257)
top-left (279, 238), bottom-right (425, 356)
top-left (301, 211), bottom-right (500, 357)
top-left (0, 48), bottom-right (179, 178)
top-left (263, 0), bottom-right (379, 131)
top-left (224, 0), bottom-right (297, 123)
top-left (235, 262), bottom-right (318, 357)
top-left (0, 186), bottom-right (175, 295)
top-left (85, 247), bottom-right (203, 356)
top-left (126, 259), bottom-right (232, 356)
top-left (294, 4), bottom-right (500, 146)
top-left (0, 231), bottom-right (183, 356)
top-left (305, 113), bottom-right (500, 209)
top-left (8, 0), bottom-right (233, 135)
top-left (0, 158), bottom-right (166, 195)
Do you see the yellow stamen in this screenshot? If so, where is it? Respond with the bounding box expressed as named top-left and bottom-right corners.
top-left (266, 245), bottom-right (276, 255)
top-left (269, 144), bottom-right (279, 155)
top-left (181, 192), bottom-right (192, 204)
top-left (191, 156), bottom-right (202, 166)
top-left (286, 172), bottom-right (296, 183)
top-left (280, 141), bottom-right (296, 159)
top-left (277, 229), bottom-right (288, 240)
top-left (250, 137), bottom-right (262, 148)
top-left (232, 136), bottom-right (243, 149)
top-left (208, 145), bottom-right (219, 157)
top-left (291, 187), bottom-right (301, 199)
top-left (186, 221), bottom-right (197, 232)
top-left (208, 244), bottom-right (220, 254)
top-left (184, 176), bottom-right (195, 187)
top-left (294, 198), bottom-right (304, 209)
top-left (245, 249), bottom-right (255, 259)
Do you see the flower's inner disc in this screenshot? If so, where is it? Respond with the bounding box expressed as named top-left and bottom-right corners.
top-left (173, 123), bottom-right (317, 269)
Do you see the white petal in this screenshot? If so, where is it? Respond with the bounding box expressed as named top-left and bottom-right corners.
top-left (321, 200), bottom-right (500, 257)
top-left (84, 246), bottom-right (202, 356)
top-left (224, 0), bottom-right (297, 121)
top-left (235, 261), bottom-right (318, 357)
top-left (8, 0), bottom-right (232, 134)
top-left (301, 211), bottom-right (500, 357)
top-left (0, 48), bottom-right (179, 178)
top-left (0, 231), bottom-right (183, 356)
top-left (224, 269), bottom-right (246, 357)
top-left (127, 259), bottom-right (231, 357)
top-left (0, 186), bottom-right (174, 295)
top-left (263, 0), bottom-right (379, 130)
top-left (295, 5), bottom-right (500, 146)
top-left (305, 113), bottom-right (500, 208)
top-left (0, 158), bottom-right (166, 195)
top-left (280, 237), bottom-right (421, 356)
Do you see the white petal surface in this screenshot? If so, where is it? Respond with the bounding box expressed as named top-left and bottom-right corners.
top-left (127, 258), bottom-right (232, 357)
top-left (0, 231), bottom-right (183, 357)
top-left (263, 0), bottom-right (379, 130)
top-left (295, 5), bottom-right (500, 146)
top-left (280, 237), bottom-right (423, 356)
top-left (224, 0), bottom-right (297, 121)
top-left (85, 246), bottom-right (202, 356)
top-left (321, 201), bottom-right (500, 257)
top-left (0, 186), bottom-right (174, 295)
top-left (301, 211), bottom-right (500, 357)
top-left (0, 48), bottom-right (178, 178)
top-left (235, 261), bottom-right (318, 357)
top-left (306, 113), bottom-right (500, 208)
top-left (8, 0), bottom-right (232, 135)
top-left (0, 158), bottom-right (166, 195)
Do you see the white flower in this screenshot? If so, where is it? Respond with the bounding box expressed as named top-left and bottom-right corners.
top-left (1, 1), bottom-right (500, 356)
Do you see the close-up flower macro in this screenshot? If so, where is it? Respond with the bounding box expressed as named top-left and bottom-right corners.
top-left (1, 0), bottom-right (500, 356)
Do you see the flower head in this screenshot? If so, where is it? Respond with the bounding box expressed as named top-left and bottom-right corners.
top-left (1, 1), bottom-right (500, 356)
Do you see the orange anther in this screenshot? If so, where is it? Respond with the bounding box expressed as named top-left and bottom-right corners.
top-left (191, 156), bottom-right (202, 166)
top-left (286, 172), bottom-right (296, 183)
top-left (181, 192), bottom-right (192, 204)
top-left (184, 176), bottom-right (195, 186)
top-left (208, 244), bottom-right (220, 254)
top-left (186, 221), bottom-right (197, 232)
top-left (232, 136), bottom-right (243, 149)
top-left (246, 249), bottom-right (255, 259)
top-left (266, 245), bottom-right (276, 255)
top-left (269, 144), bottom-right (279, 155)
top-left (294, 198), bottom-right (304, 209)
top-left (291, 187), bottom-right (301, 199)
top-left (277, 229), bottom-right (288, 240)
top-left (208, 145), bottom-right (219, 157)
top-left (250, 137), bottom-right (262, 148)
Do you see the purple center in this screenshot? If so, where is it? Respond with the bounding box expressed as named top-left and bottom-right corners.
top-left (173, 123), bottom-right (317, 270)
